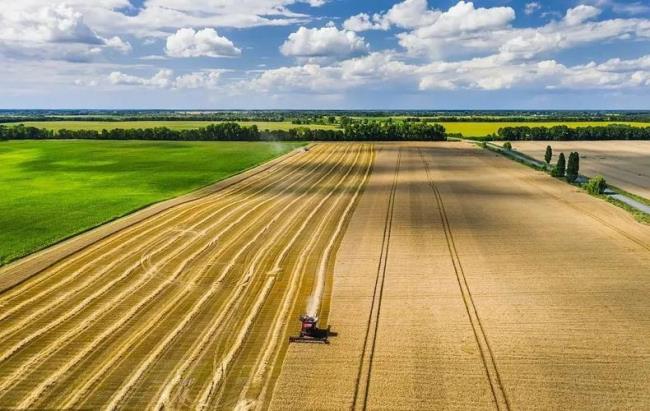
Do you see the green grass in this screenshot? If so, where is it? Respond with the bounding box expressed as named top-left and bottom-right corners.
top-left (0, 140), bottom-right (303, 265)
top-left (604, 196), bottom-right (650, 225)
top-left (440, 121), bottom-right (650, 137)
top-left (2, 121), bottom-right (338, 132)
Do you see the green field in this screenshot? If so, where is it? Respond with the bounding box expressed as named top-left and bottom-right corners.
top-left (440, 121), bottom-right (650, 137)
top-left (2, 121), bottom-right (338, 132)
top-left (0, 140), bottom-right (303, 265)
top-left (4, 119), bottom-right (649, 138)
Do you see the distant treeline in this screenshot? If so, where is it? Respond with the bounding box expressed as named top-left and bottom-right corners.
top-left (0, 115), bottom-right (290, 123)
top-left (0, 121), bottom-right (447, 142)
top-left (402, 116), bottom-right (650, 123)
top-left (276, 121), bottom-right (446, 141)
top-left (496, 124), bottom-right (650, 141)
top-left (3, 109), bottom-right (650, 123)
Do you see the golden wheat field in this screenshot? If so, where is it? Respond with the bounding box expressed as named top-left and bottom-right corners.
top-left (1, 142), bottom-right (650, 410)
top-left (272, 142), bottom-right (650, 410)
top-left (512, 141), bottom-right (650, 200)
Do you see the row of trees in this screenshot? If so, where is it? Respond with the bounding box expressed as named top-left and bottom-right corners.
top-left (0, 123), bottom-right (260, 141)
top-left (546, 146), bottom-right (580, 183)
top-left (268, 121), bottom-right (446, 141)
top-left (496, 125), bottom-right (650, 141)
top-left (0, 120), bottom-right (447, 142)
top-left (342, 120), bottom-right (446, 141)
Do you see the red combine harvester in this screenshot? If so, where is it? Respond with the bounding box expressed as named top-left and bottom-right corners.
top-left (289, 315), bottom-right (334, 344)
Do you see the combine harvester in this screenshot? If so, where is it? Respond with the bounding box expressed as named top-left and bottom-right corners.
top-left (289, 314), bottom-right (333, 344)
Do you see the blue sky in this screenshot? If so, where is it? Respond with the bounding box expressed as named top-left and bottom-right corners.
top-left (2, 0), bottom-right (650, 109)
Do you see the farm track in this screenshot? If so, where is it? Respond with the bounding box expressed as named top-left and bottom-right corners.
top-left (418, 149), bottom-right (510, 411)
top-left (0, 143), bottom-right (373, 409)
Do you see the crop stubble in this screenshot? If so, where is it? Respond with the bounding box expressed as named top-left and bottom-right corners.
top-left (0, 143), bottom-right (374, 409)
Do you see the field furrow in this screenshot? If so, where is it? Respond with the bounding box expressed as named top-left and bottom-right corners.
top-left (191, 146), bottom-right (371, 409)
top-left (234, 146), bottom-right (374, 409)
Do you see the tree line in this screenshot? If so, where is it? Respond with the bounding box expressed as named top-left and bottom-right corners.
top-left (0, 120), bottom-right (447, 142)
top-left (496, 124), bottom-right (650, 141)
top-left (544, 144), bottom-right (606, 194)
top-left (5, 109), bottom-right (648, 124)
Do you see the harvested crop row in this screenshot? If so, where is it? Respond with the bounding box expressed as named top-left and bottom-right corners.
top-left (165, 145), bottom-right (373, 410)
top-left (0, 149), bottom-right (339, 405)
top-left (234, 145), bottom-right (374, 409)
top-left (0, 149), bottom-right (338, 400)
top-left (93, 146), bottom-right (361, 410)
top-left (0, 143), bottom-right (373, 409)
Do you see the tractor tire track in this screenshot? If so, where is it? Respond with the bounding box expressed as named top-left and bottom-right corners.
top-left (418, 148), bottom-right (510, 411)
top-left (351, 148), bottom-right (401, 411)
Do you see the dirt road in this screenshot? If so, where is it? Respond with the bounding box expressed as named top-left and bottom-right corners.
top-left (0, 143), bottom-right (373, 409)
top-left (272, 142), bottom-right (650, 410)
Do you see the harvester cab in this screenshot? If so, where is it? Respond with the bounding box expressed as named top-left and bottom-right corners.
top-left (289, 314), bottom-right (334, 344)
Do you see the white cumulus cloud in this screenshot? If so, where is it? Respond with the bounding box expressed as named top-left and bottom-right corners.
top-left (280, 24), bottom-right (369, 60)
top-left (564, 5), bottom-right (602, 26)
top-left (165, 28), bottom-right (241, 58)
top-left (0, 3), bottom-right (131, 60)
top-left (103, 36), bottom-right (132, 53)
top-left (397, 1), bottom-right (515, 57)
top-left (525, 2), bottom-right (542, 16)
top-left (344, 0), bottom-right (439, 31)
top-left (109, 69), bottom-right (225, 89)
